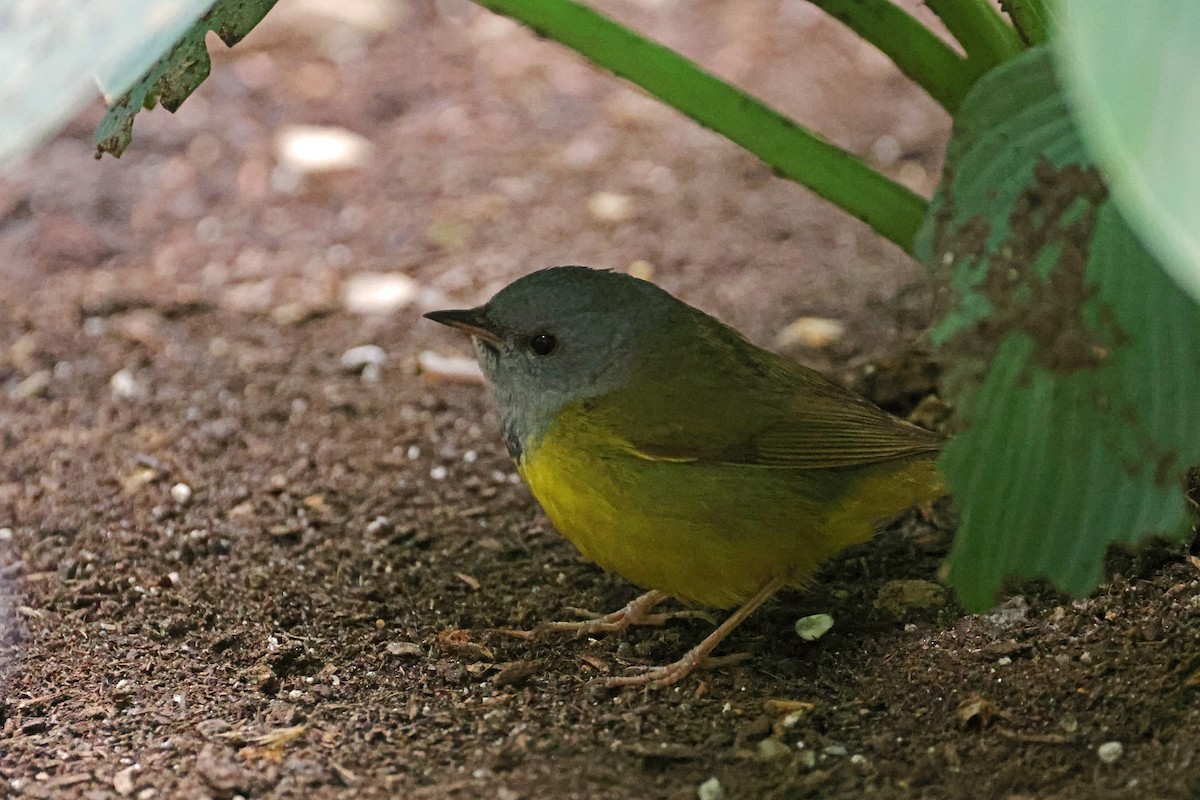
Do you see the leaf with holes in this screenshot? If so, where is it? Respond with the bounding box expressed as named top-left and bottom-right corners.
top-left (915, 46), bottom-right (1200, 610)
top-left (94, 0), bottom-right (278, 159)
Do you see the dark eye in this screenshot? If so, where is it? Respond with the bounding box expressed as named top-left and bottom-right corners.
top-left (529, 333), bottom-right (557, 356)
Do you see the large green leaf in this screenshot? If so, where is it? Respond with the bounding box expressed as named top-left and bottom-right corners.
top-left (0, 0), bottom-right (211, 167)
top-left (915, 46), bottom-right (1200, 610)
top-left (1054, 1), bottom-right (1200, 304)
top-left (95, 0), bottom-right (278, 158)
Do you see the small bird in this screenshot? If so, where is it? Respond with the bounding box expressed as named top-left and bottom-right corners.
top-left (426, 266), bottom-right (943, 688)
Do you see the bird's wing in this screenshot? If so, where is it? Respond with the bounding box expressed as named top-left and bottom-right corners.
top-left (597, 321), bottom-right (942, 471)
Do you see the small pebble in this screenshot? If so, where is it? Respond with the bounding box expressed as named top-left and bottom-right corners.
top-left (170, 483), bottom-right (192, 505)
top-left (986, 595), bottom-right (1030, 628)
top-left (775, 316), bottom-right (845, 349)
top-left (588, 191), bottom-right (634, 223)
top-left (276, 125), bottom-right (372, 174)
top-left (110, 369), bottom-right (145, 401)
top-left (1098, 741), bottom-right (1123, 764)
top-left (429, 466), bottom-right (448, 481)
top-left (0, 527), bottom-right (12, 541)
top-left (871, 134), bottom-right (902, 168)
top-left (342, 273), bottom-right (418, 314)
top-left (386, 641), bottom-right (422, 658)
top-left (697, 776), bottom-right (724, 800)
top-left (340, 344), bottom-right (386, 371)
top-left (417, 351), bottom-right (485, 385)
top-left (757, 738), bottom-right (790, 761)
top-left (627, 260), bottom-right (655, 281)
top-left (823, 744), bottom-right (849, 757)
top-left (407, 446), bottom-right (421, 460)
top-left (996, 656), bottom-right (1012, 666)
top-left (13, 370), bottom-right (51, 399)
top-left (366, 517), bottom-right (392, 535)
top-left (794, 613), bottom-right (834, 641)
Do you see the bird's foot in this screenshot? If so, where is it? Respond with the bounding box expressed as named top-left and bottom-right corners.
top-left (602, 575), bottom-right (788, 689)
top-left (604, 651), bottom-right (752, 689)
top-left (531, 589), bottom-right (677, 639)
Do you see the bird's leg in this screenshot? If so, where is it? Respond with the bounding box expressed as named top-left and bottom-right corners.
top-left (532, 589), bottom-right (671, 638)
top-left (606, 575), bottom-right (788, 689)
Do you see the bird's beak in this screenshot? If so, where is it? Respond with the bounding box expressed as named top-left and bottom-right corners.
top-left (423, 307), bottom-right (504, 348)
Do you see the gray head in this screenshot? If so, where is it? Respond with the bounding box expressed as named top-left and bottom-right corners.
top-left (425, 266), bottom-right (677, 456)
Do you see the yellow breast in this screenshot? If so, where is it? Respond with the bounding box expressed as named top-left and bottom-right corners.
top-left (517, 403), bottom-right (941, 609)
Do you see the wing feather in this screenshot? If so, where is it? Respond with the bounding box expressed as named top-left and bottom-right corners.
top-left (597, 311), bottom-right (942, 470)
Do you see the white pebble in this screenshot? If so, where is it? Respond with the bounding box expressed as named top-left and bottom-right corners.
top-left (342, 272), bottom-right (418, 314)
top-left (407, 446), bottom-right (421, 460)
top-left (871, 134), bottom-right (902, 168)
top-left (588, 191), bottom-right (634, 223)
top-left (430, 466), bottom-right (448, 481)
top-left (110, 369), bottom-right (145, 401)
top-left (340, 344), bottom-right (386, 371)
top-left (1098, 741), bottom-right (1123, 764)
top-left (417, 351), bottom-right (484, 385)
top-left (775, 317), bottom-right (846, 349)
top-left (170, 483), bottom-right (192, 504)
top-left (697, 777), bottom-right (724, 800)
top-left (462, 450), bottom-right (477, 464)
top-left (0, 527), bottom-right (12, 541)
top-left (276, 125), bottom-right (372, 174)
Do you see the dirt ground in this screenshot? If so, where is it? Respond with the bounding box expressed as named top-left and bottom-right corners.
top-left (2, 1), bottom-right (1200, 798)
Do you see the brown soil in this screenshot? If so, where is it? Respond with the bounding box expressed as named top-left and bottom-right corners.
top-left (2, 2), bottom-right (1199, 798)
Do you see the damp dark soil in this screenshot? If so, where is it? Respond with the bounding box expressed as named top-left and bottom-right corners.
top-left (2, 2), bottom-right (1199, 798)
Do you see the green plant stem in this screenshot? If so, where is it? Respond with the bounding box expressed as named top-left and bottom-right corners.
top-left (806, 0), bottom-right (973, 112)
top-left (927, 0), bottom-right (1024, 75)
top-left (999, 0), bottom-right (1048, 46)
top-left (472, 0), bottom-right (929, 252)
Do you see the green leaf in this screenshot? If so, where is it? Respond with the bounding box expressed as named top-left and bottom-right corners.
top-left (915, 46), bottom-right (1200, 610)
top-left (0, 0), bottom-right (212, 167)
top-left (1054, 1), bottom-right (1200, 304)
top-left (473, 0), bottom-right (928, 251)
top-left (804, 0), bottom-right (975, 112)
top-left (94, 0), bottom-right (278, 159)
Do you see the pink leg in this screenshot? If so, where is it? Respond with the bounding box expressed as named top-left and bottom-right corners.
top-left (606, 576), bottom-right (787, 689)
top-left (533, 589), bottom-right (671, 638)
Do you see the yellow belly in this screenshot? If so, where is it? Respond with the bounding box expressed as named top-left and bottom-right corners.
top-left (517, 406), bottom-right (942, 609)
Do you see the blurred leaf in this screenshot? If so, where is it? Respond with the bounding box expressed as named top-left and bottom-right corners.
top-left (0, 0), bottom-right (211, 167)
top-left (915, 46), bottom-right (1200, 610)
top-left (1054, 1), bottom-right (1200, 304)
top-left (94, 0), bottom-right (278, 159)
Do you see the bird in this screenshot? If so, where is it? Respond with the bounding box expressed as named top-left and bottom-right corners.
top-left (426, 266), bottom-right (943, 688)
